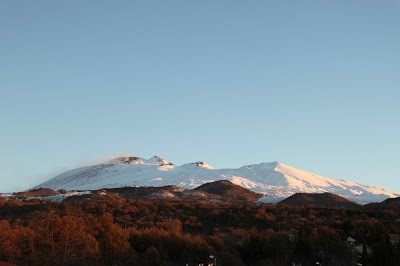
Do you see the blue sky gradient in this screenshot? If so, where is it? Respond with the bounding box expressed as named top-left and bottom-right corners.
top-left (1, 1), bottom-right (399, 192)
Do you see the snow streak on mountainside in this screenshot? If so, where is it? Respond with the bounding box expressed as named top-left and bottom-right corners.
top-left (34, 155), bottom-right (400, 204)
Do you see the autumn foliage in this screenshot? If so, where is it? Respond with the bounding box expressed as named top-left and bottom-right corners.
top-left (0, 197), bottom-right (399, 265)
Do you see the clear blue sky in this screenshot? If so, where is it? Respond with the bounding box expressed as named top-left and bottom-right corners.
top-left (1, 1), bottom-right (399, 193)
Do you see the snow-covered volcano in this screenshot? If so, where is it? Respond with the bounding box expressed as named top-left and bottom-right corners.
top-left (34, 155), bottom-right (400, 204)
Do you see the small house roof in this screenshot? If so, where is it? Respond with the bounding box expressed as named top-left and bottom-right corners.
top-left (347, 237), bottom-right (356, 242)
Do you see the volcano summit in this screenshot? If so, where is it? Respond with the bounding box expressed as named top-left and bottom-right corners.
top-left (35, 155), bottom-right (399, 204)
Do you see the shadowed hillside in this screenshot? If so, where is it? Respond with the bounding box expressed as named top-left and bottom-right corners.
top-left (364, 197), bottom-right (400, 210)
top-left (65, 181), bottom-right (263, 204)
top-left (194, 180), bottom-right (264, 203)
top-left (278, 192), bottom-right (360, 208)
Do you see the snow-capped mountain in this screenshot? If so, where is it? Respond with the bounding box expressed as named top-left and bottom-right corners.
top-left (34, 155), bottom-right (400, 204)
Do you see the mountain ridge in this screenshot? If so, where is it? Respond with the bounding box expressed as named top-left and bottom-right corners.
top-left (34, 155), bottom-right (400, 204)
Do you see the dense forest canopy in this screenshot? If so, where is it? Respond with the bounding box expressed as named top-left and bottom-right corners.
top-left (0, 196), bottom-right (399, 266)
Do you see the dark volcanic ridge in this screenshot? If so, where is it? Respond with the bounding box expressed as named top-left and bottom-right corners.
top-left (278, 192), bottom-right (360, 208)
top-left (65, 181), bottom-right (264, 204)
top-left (194, 180), bottom-right (264, 203)
top-left (5, 182), bottom-right (264, 204)
top-left (3, 182), bottom-right (399, 210)
top-left (363, 197), bottom-right (400, 210)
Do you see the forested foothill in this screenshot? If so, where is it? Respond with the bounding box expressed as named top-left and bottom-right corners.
top-left (0, 192), bottom-right (399, 266)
